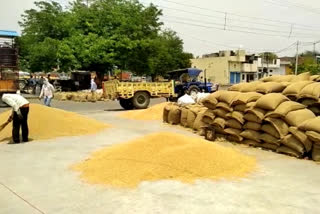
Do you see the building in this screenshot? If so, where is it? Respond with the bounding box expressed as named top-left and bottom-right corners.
top-left (191, 50), bottom-right (259, 85)
top-left (257, 57), bottom-right (281, 77)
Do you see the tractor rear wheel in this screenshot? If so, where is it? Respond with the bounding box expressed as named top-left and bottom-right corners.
top-left (132, 92), bottom-right (150, 109)
top-left (119, 98), bottom-right (134, 110)
top-left (187, 85), bottom-right (200, 96)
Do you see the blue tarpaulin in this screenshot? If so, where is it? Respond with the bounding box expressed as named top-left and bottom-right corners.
top-left (0, 30), bottom-right (19, 38)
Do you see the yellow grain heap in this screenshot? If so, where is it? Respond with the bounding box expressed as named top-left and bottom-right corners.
top-left (73, 132), bottom-right (256, 188)
top-left (119, 102), bottom-right (168, 120)
top-left (0, 104), bottom-right (109, 142)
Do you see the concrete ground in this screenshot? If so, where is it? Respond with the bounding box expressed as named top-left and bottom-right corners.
top-left (0, 99), bottom-right (320, 214)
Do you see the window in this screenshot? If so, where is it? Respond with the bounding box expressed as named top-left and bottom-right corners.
top-left (259, 69), bottom-right (262, 72)
top-left (270, 70), bottom-right (273, 72)
top-left (242, 74), bottom-right (245, 80)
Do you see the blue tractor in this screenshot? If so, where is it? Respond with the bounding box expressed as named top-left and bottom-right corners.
top-left (167, 68), bottom-right (219, 99)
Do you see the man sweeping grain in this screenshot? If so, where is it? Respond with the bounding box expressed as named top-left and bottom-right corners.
top-left (1, 94), bottom-right (30, 144)
top-left (39, 78), bottom-right (55, 107)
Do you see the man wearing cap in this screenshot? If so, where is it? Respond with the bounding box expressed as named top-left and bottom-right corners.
top-left (1, 93), bottom-right (30, 144)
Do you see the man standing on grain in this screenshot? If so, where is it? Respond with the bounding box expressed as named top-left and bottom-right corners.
top-left (1, 93), bottom-right (30, 144)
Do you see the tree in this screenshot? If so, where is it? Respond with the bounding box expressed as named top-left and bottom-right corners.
top-left (259, 52), bottom-right (278, 64)
top-left (18, 0), bottom-right (192, 76)
top-left (296, 50), bottom-right (320, 75)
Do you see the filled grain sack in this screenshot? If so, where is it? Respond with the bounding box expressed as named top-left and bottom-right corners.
top-left (277, 146), bottom-right (302, 158)
top-left (243, 122), bottom-right (261, 131)
top-left (256, 82), bottom-right (286, 94)
top-left (292, 72), bottom-right (311, 82)
top-left (193, 110), bottom-right (207, 131)
top-left (227, 111), bottom-right (245, 124)
top-left (259, 143), bottom-right (278, 151)
top-left (244, 113), bottom-right (262, 123)
top-left (228, 83), bottom-right (247, 91)
top-left (242, 139), bottom-right (261, 147)
top-left (231, 92), bottom-right (262, 106)
top-left (177, 94), bottom-right (195, 106)
top-left (224, 128), bottom-right (243, 142)
top-left (281, 134), bottom-right (305, 155)
top-left (213, 108), bottom-right (229, 119)
top-left (196, 93), bottom-right (210, 104)
top-left (245, 107), bottom-right (265, 121)
top-left (246, 102), bottom-right (256, 109)
top-left (218, 91), bottom-right (241, 105)
top-left (309, 106), bottom-right (320, 116)
top-left (80, 93), bottom-right (88, 102)
top-left (275, 75), bottom-right (295, 82)
top-left (264, 117), bottom-right (289, 138)
top-left (187, 106), bottom-right (203, 128)
top-left (198, 127), bottom-right (207, 136)
top-left (216, 102), bottom-right (233, 112)
top-left (298, 117), bottom-right (320, 133)
top-left (282, 81), bottom-right (313, 97)
top-left (66, 93), bottom-right (74, 100)
top-left (240, 81), bottom-right (261, 92)
top-left (285, 109), bottom-right (316, 127)
top-left (306, 131), bottom-right (320, 143)
top-left (298, 82), bottom-right (320, 101)
top-left (201, 94), bottom-right (218, 110)
top-left (54, 93), bottom-right (62, 100)
top-left (289, 127), bottom-right (312, 152)
top-left (226, 119), bottom-right (242, 129)
top-left (163, 103), bottom-right (174, 123)
top-left (168, 105), bottom-right (181, 125)
top-left (240, 130), bottom-right (261, 142)
top-left (60, 93), bottom-right (67, 101)
top-left (310, 75), bottom-right (320, 81)
top-left (265, 101), bottom-right (306, 118)
top-left (261, 124), bottom-right (280, 138)
top-left (312, 143), bottom-right (320, 161)
top-left (301, 98), bottom-right (318, 107)
top-left (212, 117), bottom-right (226, 129)
top-left (202, 109), bottom-right (215, 124)
top-left (255, 93), bottom-right (289, 110)
top-left (260, 133), bottom-right (280, 145)
top-left (180, 108), bottom-right (189, 127)
top-left (234, 104), bottom-right (247, 112)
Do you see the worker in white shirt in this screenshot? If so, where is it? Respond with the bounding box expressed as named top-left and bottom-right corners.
top-left (39, 78), bottom-right (55, 107)
top-left (2, 93), bottom-right (30, 144)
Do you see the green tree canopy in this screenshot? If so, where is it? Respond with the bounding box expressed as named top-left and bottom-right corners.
top-left (18, 0), bottom-right (192, 76)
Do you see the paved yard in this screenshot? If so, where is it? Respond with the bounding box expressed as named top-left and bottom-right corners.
top-left (0, 100), bottom-right (320, 214)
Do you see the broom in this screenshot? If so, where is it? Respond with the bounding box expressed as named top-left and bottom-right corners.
top-left (0, 117), bottom-right (12, 132)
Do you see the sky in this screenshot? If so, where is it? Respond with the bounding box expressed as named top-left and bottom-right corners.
top-left (1, 0), bottom-right (320, 57)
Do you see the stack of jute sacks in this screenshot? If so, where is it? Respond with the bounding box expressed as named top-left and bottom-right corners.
top-left (54, 90), bottom-right (105, 102)
top-left (163, 89), bottom-right (320, 162)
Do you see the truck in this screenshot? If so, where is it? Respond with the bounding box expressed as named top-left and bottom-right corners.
top-left (103, 80), bottom-right (176, 109)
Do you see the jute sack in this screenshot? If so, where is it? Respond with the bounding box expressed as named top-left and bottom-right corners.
top-left (285, 109), bottom-right (316, 127)
top-left (298, 117), bottom-right (320, 133)
top-left (60, 93), bottom-right (67, 101)
top-left (187, 106), bottom-right (202, 128)
top-left (306, 131), bottom-right (320, 143)
top-left (201, 94), bottom-right (218, 109)
top-left (277, 146), bottom-right (302, 158)
top-left (259, 143), bottom-right (278, 151)
top-left (231, 92), bottom-right (262, 106)
top-left (292, 72), bottom-right (311, 82)
top-left (245, 107), bottom-right (265, 121)
top-left (312, 143), bottom-right (320, 161)
top-left (261, 124), bottom-right (280, 138)
top-left (80, 93), bottom-right (88, 102)
top-left (66, 93), bottom-right (74, 100)
top-left (274, 75), bottom-right (295, 82)
top-left (242, 139), bottom-right (261, 147)
top-left (282, 81), bottom-right (313, 97)
top-left (163, 103), bottom-right (174, 123)
top-left (244, 113), bottom-right (262, 123)
top-left (240, 130), bottom-right (261, 142)
top-left (264, 117), bottom-right (289, 138)
top-left (168, 105), bottom-right (181, 125)
top-left (298, 82), bottom-right (320, 101)
top-left (310, 75), bottom-right (320, 81)
top-left (198, 127), bottom-right (207, 136)
top-left (265, 101), bottom-right (306, 118)
top-left (224, 128), bottom-right (243, 142)
top-left (255, 93), bottom-right (289, 110)
top-left (281, 134), bottom-right (305, 154)
top-left (243, 122), bottom-right (261, 131)
top-left (213, 108), bottom-right (229, 119)
top-left (246, 102), bottom-right (256, 109)
top-left (193, 110), bottom-right (207, 131)
top-left (309, 106), bottom-right (320, 115)
top-left (301, 98), bottom-right (318, 107)
top-left (240, 81), bottom-right (261, 92)
top-left (226, 119), bottom-right (242, 129)
top-left (218, 91), bottom-right (241, 105)
top-left (227, 135), bottom-right (243, 142)
top-left (289, 127), bottom-right (312, 152)
top-left (216, 102), bottom-right (233, 112)
top-left (180, 107), bottom-right (189, 126)
top-left (234, 104), bottom-right (247, 112)
top-left (212, 117), bottom-right (226, 129)
top-left (256, 82), bottom-right (286, 94)
top-left (260, 133), bottom-right (280, 145)
top-left (227, 111), bottom-right (245, 124)
top-left (54, 93), bottom-right (62, 100)
top-left (202, 109), bottom-right (215, 124)
top-left (228, 83), bottom-right (247, 92)
top-left (260, 76), bottom-right (277, 82)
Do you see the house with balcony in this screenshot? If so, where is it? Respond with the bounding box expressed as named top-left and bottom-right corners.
top-left (191, 50), bottom-right (259, 85)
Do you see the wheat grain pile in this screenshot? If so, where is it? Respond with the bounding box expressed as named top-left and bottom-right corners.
top-left (119, 102), bottom-right (168, 120)
top-left (72, 132), bottom-right (256, 188)
top-left (0, 104), bottom-right (109, 142)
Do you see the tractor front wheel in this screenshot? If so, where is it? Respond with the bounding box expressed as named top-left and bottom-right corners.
top-left (187, 85), bottom-right (200, 96)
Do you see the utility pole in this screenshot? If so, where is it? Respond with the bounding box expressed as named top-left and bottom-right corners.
top-left (295, 41), bottom-right (299, 75)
